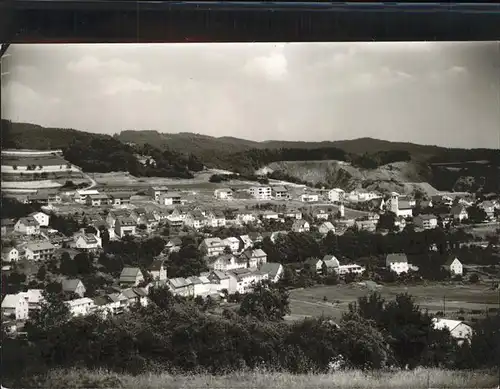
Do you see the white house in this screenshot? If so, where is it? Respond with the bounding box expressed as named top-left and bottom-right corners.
top-left (159, 192), bottom-right (183, 206)
top-left (1, 246), bottom-right (19, 262)
top-left (328, 188), bottom-right (345, 203)
top-left (235, 212), bottom-right (257, 224)
top-left (432, 318), bottom-right (473, 345)
top-left (386, 253), bottom-right (409, 275)
top-left (451, 205), bottom-right (469, 222)
top-left (249, 186), bottom-right (272, 200)
top-left (229, 268), bottom-right (268, 294)
top-left (206, 210), bottom-right (226, 228)
top-left (19, 289), bottom-right (45, 310)
top-left (305, 258), bottom-right (324, 273)
top-left (387, 193), bottom-right (413, 218)
top-left (259, 262), bottom-right (284, 283)
top-left (413, 214), bottom-right (438, 230)
top-left (62, 279), bottom-right (87, 297)
top-left (75, 189), bottom-right (99, 203)
top-left (314, 209), bottom-right (330, 220)
top-left (25, 241), bottom-right (56, 261)
top-left (66, 297), bottom-right (95, 317)
top-left (1, 293), bottom-right (29, 320)
top-left (318, 222), bottom-right (335, 235)
top-left (148, 186), bottom-right (169, 202)
top-left (239, 235), bottom-right (254, 251)
top-left (301, 193), bottom-right (319, 203)
top-left (186, 276), bottom-right (213, 297)
top-left (214, 188), bottom-right (233, 200)
top-left (184, 211), bottom-right (206, 229)
top-left (14, 217), bottom-right (40, 235)
top-left (168, 278), bottom-right (194, 297)
top-left (337, 264), bottom-right (365, 276)
top-left (74, 233), bottom-right (102, 251)
top-left (261, 210), bottom-right (280, 221)
top-left (322, 255), bottom-right (340, 273)
top-left (442, 256), bottom-right (463, 276)
top-left (205, 270), bottom-right (237, 295)
top-left (241, 248), bottom-right (268, 268)
top-left (211, 254), bottom-right (247, 272)
top-left (29, 211), bottom-right (50, 227)
top-left (272, 186), bottom-right (289, 200)
top-left (284, 209), bottom-right (302, 219)
top-left (223, 237), bottom-right (241, 253)
top-left (292, 219), bottom-right (310, 233)
top-left (148, 260), bottom-right (168, 281)
top-left (199, 237), bottom-right (226, 257)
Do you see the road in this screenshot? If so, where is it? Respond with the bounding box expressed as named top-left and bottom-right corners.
top-left (82, 172), bottom-right (97, 190)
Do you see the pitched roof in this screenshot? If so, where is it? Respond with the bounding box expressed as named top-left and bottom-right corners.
top-left (26, 241), bottom-right (55, 252)
top-left (2, 246), bottom-right (17, 254)
top-left (386, 253), bottom-right (408, 265)
top-left (319, 222), bottom-right (335, 230)
top-left (272, 186), bottom-right (287, 192)
top-left (443, 256), bottom-right (460, 267)
top-left (17, 217), bottom-right (39, 227)
top-left (148, 260), bottom-right (165, 271)
top-left (450, 205), bottom-right (467, 215)
top-left (119, 267), bottom-right (142, 282)
top-left (322, 255), bottom-right (340, 268)
top-left (169, 277), bottom-right (191, 288)
top-left (116, 216), bottom-right (136, 226)
top-left (167, 237), bottom-right (182, 246)
top-left (202, 237), bottom-right (224, 247)
top-left (432, 318), bottom-right (467, 333)
top-left (259, 262), bottom-right (282, 278)
top-left (1, 294), bottom-right (24, 308)
top-left (211, 270), bottom-right (229, 280)
top-left (62, 279), bottom-right (83, 292)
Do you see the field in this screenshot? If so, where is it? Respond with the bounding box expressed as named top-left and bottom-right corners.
top-left (287, 283), bottom-right (500, 322)
top-left (26, 368), bottom-right (499, 389)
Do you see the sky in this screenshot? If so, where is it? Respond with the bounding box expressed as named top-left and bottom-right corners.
top-left (1, 42), bottom-right (499, 149)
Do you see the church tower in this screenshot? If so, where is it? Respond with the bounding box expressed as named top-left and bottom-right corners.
top-left (389, 192), bottom-right (399, 214)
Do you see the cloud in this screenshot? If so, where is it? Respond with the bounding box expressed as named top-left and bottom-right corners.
top-left (101, 77), bottom-right (162, 95)
top-left (447, 66), bottom-right (468, 76)
top-left (67, 56), bottom-right (139, 74)
top-left (243, 45), bottom-right (288, 81)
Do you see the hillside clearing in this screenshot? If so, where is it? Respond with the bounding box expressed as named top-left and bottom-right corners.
top-left (26, 368), bottom-right (498, 389)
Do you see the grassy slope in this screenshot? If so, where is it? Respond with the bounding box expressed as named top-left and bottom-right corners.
top-left (29, 368), bottom-right (498, 389)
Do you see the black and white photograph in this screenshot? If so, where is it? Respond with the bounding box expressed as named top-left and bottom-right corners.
top-left (1, 42), bottom-right (499, 388)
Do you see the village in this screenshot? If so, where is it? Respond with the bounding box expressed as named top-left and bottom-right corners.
top-left (2, 174), bottom-right (500, 345)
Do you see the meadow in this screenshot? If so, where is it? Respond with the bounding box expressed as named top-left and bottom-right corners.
top-left (26, 368), bottom-right (499, 389)
top-left (288, 283), bottom-right (500, 322)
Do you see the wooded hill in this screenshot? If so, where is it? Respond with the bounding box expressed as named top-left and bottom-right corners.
top-left (3, 121), bottom-right (499, 192)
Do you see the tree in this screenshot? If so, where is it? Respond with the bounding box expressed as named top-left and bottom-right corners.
top-left (36, 265), bottom-right (47, 281)
top-left (377, 212), bottom-right (397, 232)
top-left (74, 252), bottom-right (94, 275)
top-left (25, 291), bottom-right (71, 341)
top-left (60, 254), bottom-right (77, 277)
top-left (223, 246), bottom-right (232, 255)
top-left (466, 205), bottom-right (487, 224)
top-left (469, 273), bottom-right (480, 284)
top-left (238, 281), bottom-right (290, 321)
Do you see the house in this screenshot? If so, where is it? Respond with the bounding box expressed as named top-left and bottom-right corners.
top-left (93, 295), bottom-right (118, 318)
top-left (14, 217), bottom-right (40, 235)
top-left (301, 193), bottom-right (319, 203)
top-left (322, 255), bottom-right (340, 273)
top-left (86, 193), bottom-right (110, 207)
top-left (130, 207), bottom-right (147, 223)
top-left (148, 260), bottom-right (168, 281)
top-left (75, 189), bottom-right (99, 204)
top-left (442, 256), bottom-right (463, 276)
top-left (211, 254), bottom-right (247, 272)
top-left (451, 205), bottom-right (468, 222)
top-left (259, 262), bottom-right (284, 283)
top-left (138, 212), bottom-right (159, 231)
top-left (184, 211), bottom-right (206, 229)
top-left (106, 210), bottom-right (130, 228)
top-left (206, 210), bottom-right (227, 228)
top-left (28, 191), bottom-right (61, 205)
top-left (66, 297), bottom-right (95, 317)
top-left (214, 188), bottom-right (233, 200)
top-left (25, 241), bottom-right (55, 261)
top-left (223, 237), bottom-right (241, 253)
top-left (386, 253), bottom-right (409, 275)
top-left (199, 237), bottom-right (226, 257)
top-left (184, 276), bottom-right (210, 297)
top-left (235, 211), bottom-right (256, 224)
top-left (432, 318), bottom-right (473, 345)
top-left (337, 264), bottom-right (365, 276)
top-left (239, 235), bottom-right (254, 250)
top-left (2, 246), bottom-right (19, 262)
top-left (28, 211), bottom-right (50, 227)
top-left (261, 210), bottom-right (280, 220)
top-left (355, 219), bottom-right (377, 232)
top-left (1, 218), bottom-right (16, 235)
top-left (284, 209), bottom-right (302, 219)
top-left (328, 188), bottom-right (345, 203)
top-left (272, 186), bottom-right (289, 200)
top-left (249, 186), bottom-right (272, 200)
top-left (114, 216), bottom-right (137, 238)
top-left (119, 267), bottom-right (144, 287)
top-left (292, 219), bottom-right (310, 233)
top-left (413, 214), bottom-right (438, 230)
top-left (318, 222), bottom-right (335, 235)
top-left (305, 257), bottom-right (324, 274)
top-left (228, 268), bottom-right (268, 294)
top-left (74, 233), bottom-right (102, 252)
top-left (1, 294), bottom-right (29, 320)
top-left (205, 270), bottom-right (236, 295)
top-left (248, 232), bottom-right (263, 243)
top-left (62, 279), bottom-right (86, 297)
top-left (241, 248), bottom-right (268, 268)
top-left (19, 289), bottom-right (44, 310)
top-left (168, 277), bottom-right (194, 297)
top-left (165, 237), bottom-right (182, 252)
top-left (160, 192), bottom-right (183, 206)
top-left (314, 209), bottom-right (330, 220)
top-left (121, 287), bottom-right (149, 308)
top-left (166, 208), bottom-right (186, 228)
top-left (148, 186), bottom-right (169, 202)
top-left (432, 195), bottom-right (453, 207)
top-left (108, 192), bottom-right (132, 206)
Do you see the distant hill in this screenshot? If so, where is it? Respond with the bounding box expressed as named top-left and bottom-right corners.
top-left (4, 122), bottom-right (499, 193)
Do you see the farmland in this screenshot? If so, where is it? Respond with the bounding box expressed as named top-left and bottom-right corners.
top-left (287, 283), bottom-right (500, 322)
